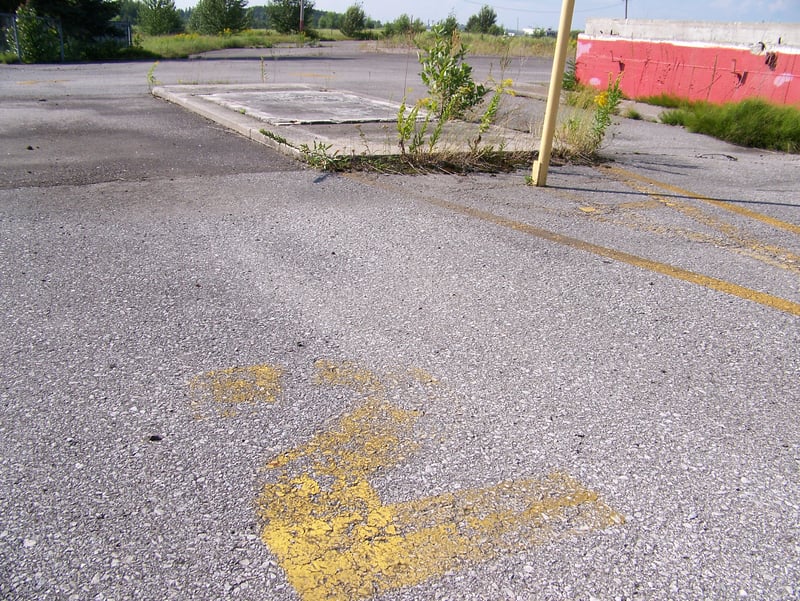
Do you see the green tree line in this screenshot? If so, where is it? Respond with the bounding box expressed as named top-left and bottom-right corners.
top-left (3, 1), bottom-right (511, 38)
top-left (3, 0), bottom-right (514, 63)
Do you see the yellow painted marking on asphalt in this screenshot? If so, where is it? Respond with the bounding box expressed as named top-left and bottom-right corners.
top-left (615, 199), bottom-right (662, 211)
top-left (257, 360), bottom-right (623, 601)
top-left (17, 79), bottom-right (69, 85)
top-left (313, 358), bottom-right (385, 393)
top-left (189, 364), bottom-right (284, 417)
top-left (347, 174), bottom-right (800, 317)
top-left (426, 193), bottom-right (800, 317)
top-left (604, 165), bottom-right (800, 236)
top-left (605, 170), bottom-right (800, 275)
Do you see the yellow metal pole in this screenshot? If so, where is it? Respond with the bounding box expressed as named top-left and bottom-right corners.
top-left (531, 0), bottom-right (576, 187)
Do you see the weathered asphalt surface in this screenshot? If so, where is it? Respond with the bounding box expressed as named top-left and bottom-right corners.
top-left (1, 43), bottom-right (799, 600)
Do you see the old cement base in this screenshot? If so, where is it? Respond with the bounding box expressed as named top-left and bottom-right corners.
top-left (151, 83), bottom-right (538, 163)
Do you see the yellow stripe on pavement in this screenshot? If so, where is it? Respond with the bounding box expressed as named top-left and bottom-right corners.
top-left (604, 165), bottom-right (800, 236)
top-left (257, 360), bottom-right (623, 601)
top-left (428, 193), bottom-right (800, 317)
top-left (348, 174), bottom-right (800, 317)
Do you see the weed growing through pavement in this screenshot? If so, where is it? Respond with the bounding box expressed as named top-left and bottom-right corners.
top-left (396, 98), bottom-right (428, 154)
top-left (146, 61), bottom-right (160, 90)
top-left (389, 24), bottom-right (523, 169)
top-left (260, 129), bottom-right (293, 147)
top-left (623, 107), bottom-right (643, 120)
top-left (562, 58), bottom-right (577, 92)
top-left (591, 75), bottom-right (623, 145)
top-left (419, 25), bottom-right (488, 122)
top-left (299, 141), bottom-right (350, 170)
top-left (555, 74), bottom-right (623, 162)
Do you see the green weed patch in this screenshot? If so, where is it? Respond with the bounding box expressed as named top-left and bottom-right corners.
top-left (659, 98), bottom-right (800, 153)
top-left (139, 30), bottom-right (300, 58)
top-left (380, 30), bottom-right (556, 59)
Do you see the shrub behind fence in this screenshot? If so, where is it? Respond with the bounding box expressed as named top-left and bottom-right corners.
top-left (0, 11), bottom-right (131, 62)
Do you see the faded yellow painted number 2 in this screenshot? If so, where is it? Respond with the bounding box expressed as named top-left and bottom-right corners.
top-left (190, 360), bottom-right (624, 601)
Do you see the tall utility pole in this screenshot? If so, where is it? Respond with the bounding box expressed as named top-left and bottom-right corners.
top-left (530, 0), bottom-right (576, 187)
top-left (299, 0), bottom-right (305, 32)
top-left (625, 0), bottom-right (629, 19)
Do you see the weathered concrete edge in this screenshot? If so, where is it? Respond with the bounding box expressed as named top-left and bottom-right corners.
top-left (151, 84), bottom-right (540, 161)
top-left (583, 18), bottom-right (800, 48)
top-left (150, 84), bottom-right (400, 160)
top-left (151, 85), bottom-right (306, 161)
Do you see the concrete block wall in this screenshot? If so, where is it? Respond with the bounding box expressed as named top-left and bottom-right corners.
top-left (575, 19), bottom-right (800, 105)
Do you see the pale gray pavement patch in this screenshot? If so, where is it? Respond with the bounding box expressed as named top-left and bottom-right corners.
top-left (152, 83), bottom-right (536, 158)
top-left (205, 88), bottom-right (400, 124)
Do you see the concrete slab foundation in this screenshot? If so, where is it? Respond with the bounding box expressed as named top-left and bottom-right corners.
top-left (152, 84), bottom-right (539, 161)
top-left (203, 89), bottom-right (402, 125)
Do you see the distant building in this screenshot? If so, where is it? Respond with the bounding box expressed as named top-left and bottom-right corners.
top-left (522, 27), bottom-right (556, 38)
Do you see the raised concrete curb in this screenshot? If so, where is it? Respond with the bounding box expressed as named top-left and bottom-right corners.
top-left (152, 84), bottom-right (311, 159)
top-left (151, 83), bottom-right (539, 162)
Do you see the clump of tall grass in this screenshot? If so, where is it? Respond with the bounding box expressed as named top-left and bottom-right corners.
top-left (382, 31), bottom-right (557, 58)
top-left (140, 29), bottom-right (289, 58)
top-left (459, 33), bottom-right (556, 57)
top-left (636, 93), bottom-right (688, 109)
top-left (660, 98), bottom-right (800, 153)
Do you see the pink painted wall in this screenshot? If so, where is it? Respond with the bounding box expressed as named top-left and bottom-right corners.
top-left (576, 23), bottom-right (800, 105)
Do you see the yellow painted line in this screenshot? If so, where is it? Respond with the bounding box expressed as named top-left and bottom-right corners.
top-left (604, 165), bottom-right (800, 236)
top-left (189, 364), bottom-right (284, 418)
top-left (612, 174), bottom-right (800, 275)
top-left (256, 360), bottom-right (623, 601)
top-left (348, 175), bottom-right (800, 318)
top-left (17, 79), bottom-right (69, 85)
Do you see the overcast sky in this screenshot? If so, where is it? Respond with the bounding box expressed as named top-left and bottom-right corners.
top-left (172, 0), bottom-right (800, 31)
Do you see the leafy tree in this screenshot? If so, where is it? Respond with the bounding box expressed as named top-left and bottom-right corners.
top-left (248, 5), bottom-right (267, 28)
top-left (465, 5), bottom-right (503, 35)
top-left (139, 0), bottom-right (182, 35)
top-left (26, 0), bottom-right (119, 42)
top-left (15, 2), bottom-right (60, 62)
top-left (339, 3), bottom-right (364, 38)
top-left (316, 11), bottom-right (340, 30)
top-left (438, 12), bottom-right (459, 37)
top-left (304, 7), bottom-right (321, 27)
top-left (115, 0), bottom-right (140, 23)
top-left (265, 0), bottom-right (313, 34)
top-left (189, 0), bottom-right (249, 34)
top-left (177, 7), bottom-right (192, 25)
top-left (382, 13), bottom-right (424, 37)
top-left (419, 23), bottom-right (487, 120)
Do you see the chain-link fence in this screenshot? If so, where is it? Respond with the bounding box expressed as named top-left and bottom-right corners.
top-left (1, 12), bottom-right (20, 57)
top-left (1, 11), bottom-right (63, 62)
top-left (108, 21), bottom-right (134, 47)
